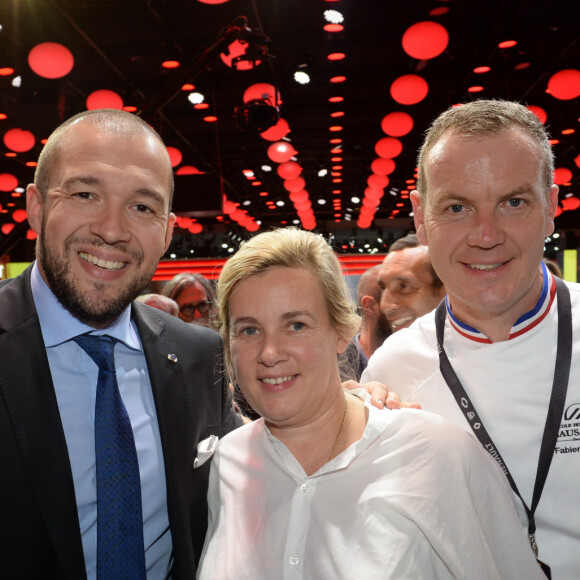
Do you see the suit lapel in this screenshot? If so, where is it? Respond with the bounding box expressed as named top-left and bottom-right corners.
top-left (0, 269), bottom-right (87, 579)
top-left (132, 304), bottom-right (201, 576)
top-left (132, 303), bottom-right (193, 479)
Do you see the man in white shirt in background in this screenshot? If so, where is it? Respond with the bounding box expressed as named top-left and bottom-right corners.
top-left (378, 233), bottom-right (445, 332)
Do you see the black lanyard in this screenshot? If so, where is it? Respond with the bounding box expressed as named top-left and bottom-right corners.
top-left (434, 276), bottom-right (571, 572)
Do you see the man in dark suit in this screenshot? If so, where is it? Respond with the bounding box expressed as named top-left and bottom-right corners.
top-left (0, 109), bottom-right (240, 579)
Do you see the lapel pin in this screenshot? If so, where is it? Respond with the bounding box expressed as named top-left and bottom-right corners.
top-left (167, 353), bottom-right (178, 363)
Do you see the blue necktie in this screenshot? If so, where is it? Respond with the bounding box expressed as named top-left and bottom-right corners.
top-left (74, 334), bottom-right (147, 580)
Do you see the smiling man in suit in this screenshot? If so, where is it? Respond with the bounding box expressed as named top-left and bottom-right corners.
top-left (0, 109), bottom-right (239, 579)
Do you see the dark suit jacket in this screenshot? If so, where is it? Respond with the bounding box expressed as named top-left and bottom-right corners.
top-left (0, 265), bottom-right (240, 579)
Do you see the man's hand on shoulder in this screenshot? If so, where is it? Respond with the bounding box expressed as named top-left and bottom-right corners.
top-left (342, 380), bottom-right (422, 410)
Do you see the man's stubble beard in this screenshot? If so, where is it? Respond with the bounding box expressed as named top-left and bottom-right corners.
top-left (372, 311), bottom-right (392, 352)
top-left (38, 229), bottom-right (158, 328)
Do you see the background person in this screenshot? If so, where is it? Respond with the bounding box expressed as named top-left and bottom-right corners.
top-left (162, 272), bottom-right (217, 328)
top-left (136, 292), bottom-right (180, 317)
top-left (343, 264), bottom-right (391, 379)
top-left (0, 109), bottom-right (239, 579)
top-left (363, 99), bottom-right (574, 578)
top-left (543, 257), bottom-right (563, 278)
top-left (197, 227), bottom-right (543, 580)
top-left (379, 233), bottom-right (445, 332)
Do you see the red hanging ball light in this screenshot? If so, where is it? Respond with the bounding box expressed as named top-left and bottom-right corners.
top-left (554, 167), bottom-right (573, 185)
top-left (277, 161), bottom-right (302, 180)
top-left (284, 176), bottom-right (306, 192)
top-left (367, 174), bottom-right (390, 190)
top-left (295, 200), bottom-right (312, 212)
top-left (28, 42), bottom-right (74, 79)
top-left (176, 165), bottom-right (201, 175)
top-left (547, 69), bottom-right (580, 100)
top-left (243, 83), bottom-right (281, 107)
top-left (267, 141), bottom-right (295, 163)
top-left (86, 89), bottom-right (124, 110)
top-left (260, 118), bottom-right (290, 141)
top-left (1, 223), bottom-right (15, 235)
top-left (166, 146), bottom-right (183, 168)
top-left (12, 209), bottom-right (27, 223)
top-left (561, 197), bottom-right (580, 211)
top-left (375, 137), bottom-right (403, 159)
top-left (0, 173), bottom-right (18, 191)
top-left (390, 75), bottom-right (429, 105)
top-left (4, 128), bottom-right (36, 152)
top-left (402, 21), bottom-right (449, 60)
top-left (364, 187), bottom-right (384, 200)
top-left (371, 158), bottom-right (396, 176)
top-left (223, 200), bottom-right (237, 215)
top-left (381, 112), bottom-right (414, 137)
top-left (289, 190), bottom-right (309, 204)
top-left (527, 105), bottom-right (547, 124)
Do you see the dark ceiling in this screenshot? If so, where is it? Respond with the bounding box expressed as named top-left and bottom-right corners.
top-left (0, 0), bottom-right (578, 260)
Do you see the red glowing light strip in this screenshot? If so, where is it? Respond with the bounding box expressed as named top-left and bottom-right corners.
top-left (153, 254), bottom-right (384, 281)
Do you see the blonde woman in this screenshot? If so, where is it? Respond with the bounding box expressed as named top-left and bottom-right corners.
top-left (197, 228), bottom-right (543, 579)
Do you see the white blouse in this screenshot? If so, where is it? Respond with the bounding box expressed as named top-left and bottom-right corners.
top-left (198, 399), bottom-right (543, 580)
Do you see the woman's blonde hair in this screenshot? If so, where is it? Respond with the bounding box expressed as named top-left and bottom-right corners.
top-left (217, 227), bottom-right (360, 374)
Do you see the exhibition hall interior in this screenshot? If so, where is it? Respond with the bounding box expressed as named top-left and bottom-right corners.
top-left (0, 0), bottom-right (578, 281)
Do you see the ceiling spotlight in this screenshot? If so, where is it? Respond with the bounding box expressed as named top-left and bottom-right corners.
top-left (294, 70), bottom-right (310, 85)
top-left (261, 164), bottom-right (272, 172)
top-left (324, 10), bottom-right (344, 24)
top-left (236, 98), bottom-right (279, 132)
top-left (12, 75), bottom-right (21, 88)
top-left (188, 91), bottom-right (205, 105)
top-left (317, 199), bottom-right (327, 205)
top-left (351, 196), bottom-right (360, 204)
top-left (318, 168), bottom-right (328, 177)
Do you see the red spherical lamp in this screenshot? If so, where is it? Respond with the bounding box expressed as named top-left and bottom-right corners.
top-left (28, 42), bottom-right (74, 79)
top-left (277, 161), bottom-right (302, 180)
top-left (381, 112), bottom-right (414, 137)
top-left (4, 128), bottom-right (36, 152)
top-left (267, 141), bottom-right (295, 163)
top-left (166, 146), bottom-right (183, 168)
top-left (554, 168), bottom-right (573, 185)
top-left (390, 75), bottom-right (429, 105)
top-left (402, 21), bottom-right (449, 60)
top-left (86, 89), bottom-right (124, 110)
top-left (0, 173), bottom-right (18, 192)
top-left (260, 118), bottom-right (290, 141)
top-left (548, 69), bottom-right (580, 100)
top-left (375, 137), bottom-right (403, 159)
top-left (371, 158), bottom-right (396, 176)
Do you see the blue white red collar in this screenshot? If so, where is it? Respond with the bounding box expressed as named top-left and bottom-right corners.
top-left (446, 261), bottom-right (556, 343)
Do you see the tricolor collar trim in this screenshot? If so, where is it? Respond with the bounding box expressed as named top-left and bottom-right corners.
top-left (446, 261), bottom-right (555, 343)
